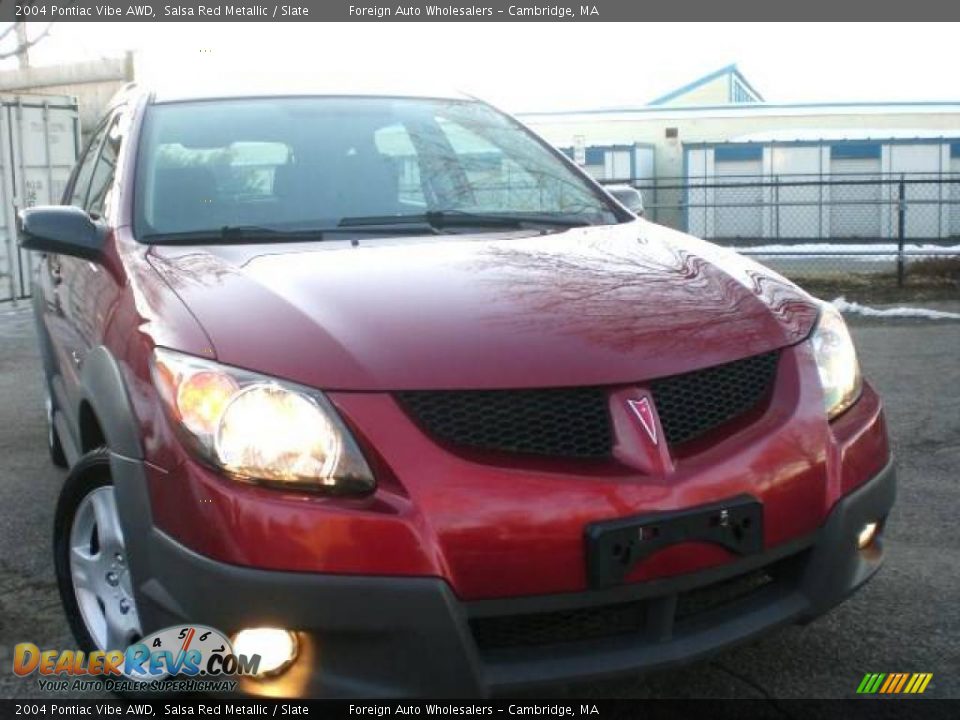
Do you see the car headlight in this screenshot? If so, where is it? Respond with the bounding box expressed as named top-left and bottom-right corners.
top-left (151, 348), bottom-right (375, 495)
top-left (809, 304), bottom-right (862, 419)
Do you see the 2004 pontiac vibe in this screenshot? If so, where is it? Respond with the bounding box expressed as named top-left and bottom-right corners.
top-left (19, 83), bottom-right (893, 697)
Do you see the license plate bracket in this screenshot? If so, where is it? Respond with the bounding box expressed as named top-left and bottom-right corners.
top-left (585, 495), bottom-right (764, 589)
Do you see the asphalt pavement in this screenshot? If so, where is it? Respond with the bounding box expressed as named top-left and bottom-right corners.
top-left (0, 302), bottom-right (957, 700)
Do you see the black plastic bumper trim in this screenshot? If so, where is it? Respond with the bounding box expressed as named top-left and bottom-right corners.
top-left (119, 457), bottom-right (895, 698)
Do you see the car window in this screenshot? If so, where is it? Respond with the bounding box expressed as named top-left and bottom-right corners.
top-left (434, 114), bottom-right (581, 215)
top-left (373, 124), bottom-right (425, 207)
top-left (156, 141), bottom-right (290, 197)
top-left (67, 120), bottom-right (109, 208)
top-left (135, 97), bottom-right (621, 239)
top-left (86, 113), bottom-right (124, 218)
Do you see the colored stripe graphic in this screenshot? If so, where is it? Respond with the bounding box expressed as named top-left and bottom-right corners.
top-left (858, 673), bottom-right (933, 694)
top-left (879, 674), bottom-right (897, 693)
top-left (893, 674), bottom-right (909, 693)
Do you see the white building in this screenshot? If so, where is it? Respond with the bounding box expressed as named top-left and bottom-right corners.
top-left (520, 65), bottom-right (960, 239)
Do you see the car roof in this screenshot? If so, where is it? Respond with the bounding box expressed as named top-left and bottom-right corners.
top-left (146, 78), bottom-right (475, 105)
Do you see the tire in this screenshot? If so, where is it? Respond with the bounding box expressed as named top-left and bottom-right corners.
top-left (45, 391), bottom-right (68, 468)
top-left (54, 449), bottom-right (143, 654)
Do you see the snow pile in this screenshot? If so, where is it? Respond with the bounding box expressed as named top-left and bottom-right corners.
top-left (733, 243), bottom-right (960, 259)
top-left (831, 296), bottom-right (960, 320)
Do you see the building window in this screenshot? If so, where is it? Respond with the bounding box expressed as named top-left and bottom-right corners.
top-left (584, 147), bottom-right (606, 166)
top-left (831, 143), bottom-right (881, 160)
top-left (714, 145), bottom-right (763, 162)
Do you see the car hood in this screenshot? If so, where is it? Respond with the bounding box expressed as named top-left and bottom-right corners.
top-left (146, 220), bottom-right (819, 391)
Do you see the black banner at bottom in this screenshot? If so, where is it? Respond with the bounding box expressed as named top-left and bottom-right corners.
top-left (0, 699), bottom-right (957, 720)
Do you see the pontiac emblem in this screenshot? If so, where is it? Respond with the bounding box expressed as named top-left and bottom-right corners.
top-left (627, 397), bottom-right (658, 445)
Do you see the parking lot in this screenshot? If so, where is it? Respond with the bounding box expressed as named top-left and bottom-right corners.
top-left (0, 302), bottom-right (957, 701)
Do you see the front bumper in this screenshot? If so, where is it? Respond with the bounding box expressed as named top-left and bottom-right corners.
top-left (125, 457), bottom-right (896, 698)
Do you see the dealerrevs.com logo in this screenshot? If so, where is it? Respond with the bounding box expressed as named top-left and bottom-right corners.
top-left (13, 625), bottom-right (259, 693)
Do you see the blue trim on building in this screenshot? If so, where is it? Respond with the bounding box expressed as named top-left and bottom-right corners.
top-left (555, 143), bottom-right (656, 178)
top-left (731, 69), bottom-right (764, 103)
top-left (715, 145), bottom-right (763, 162)
top-left (648, 64), bottom-right (763, 107)
top-left (731, 77), bottom-right (760, 104)
top-left (518, 100), bottom-right (960, 118)
top-left (648, 65), bottom-right (735, 106)
top-left (830, 143), bottom-right (881, 160)
top-left (951, 142), bottom-right (960, 158)
top-left (685, 137), bottom-right (959, 150)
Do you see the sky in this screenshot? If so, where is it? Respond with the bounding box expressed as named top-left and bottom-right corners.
top-left (11, 22), bottom-right (960, 112)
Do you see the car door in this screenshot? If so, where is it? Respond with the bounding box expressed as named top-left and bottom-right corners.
top-left (40, 117), bottom-right (110, 425)
top-left (51, 111), bottom-right (124, 434)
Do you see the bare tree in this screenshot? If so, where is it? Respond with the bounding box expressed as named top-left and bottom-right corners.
top-left (0, 19), bottom-right (55, 68)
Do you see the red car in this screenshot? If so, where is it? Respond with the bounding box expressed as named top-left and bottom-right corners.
top-left (20, 84), bottom-right (894, 697)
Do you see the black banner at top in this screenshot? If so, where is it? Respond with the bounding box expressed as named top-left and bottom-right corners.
top-left (6, 0), bottom-right (960, 22)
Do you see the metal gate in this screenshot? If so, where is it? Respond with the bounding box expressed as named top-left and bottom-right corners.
top-left (0, 94), bottom-right (81, 303)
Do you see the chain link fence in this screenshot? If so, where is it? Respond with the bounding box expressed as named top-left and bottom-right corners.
top-left (604, 172), bottom-right (960, 286)
top-left (5, 171), bottom-right (958, 305)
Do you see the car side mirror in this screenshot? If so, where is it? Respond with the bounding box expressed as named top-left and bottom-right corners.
top-left (17, 206), bottom-right (104, 262)
top-left (607, 186), bottom-right (645, 217)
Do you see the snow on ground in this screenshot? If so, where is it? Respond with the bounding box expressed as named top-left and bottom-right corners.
top-left (733, 243), bottom-right (960, 259)
top-left (831, 296), bottom-right (960, 320)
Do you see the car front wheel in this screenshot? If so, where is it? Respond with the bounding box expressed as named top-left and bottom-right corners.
top-left (54, 448), bottom-right (143, 653)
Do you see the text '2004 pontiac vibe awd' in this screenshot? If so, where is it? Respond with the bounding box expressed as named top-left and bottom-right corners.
top-left (19, 83), bottom-right (894, 697)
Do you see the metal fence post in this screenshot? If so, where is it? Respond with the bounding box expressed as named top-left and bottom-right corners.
top-left (897, 174), bottom-right (906, 288)
top-left (818, 173), bottom-right (823, 240)
top-left (773, 174), bottom-right (780, 240)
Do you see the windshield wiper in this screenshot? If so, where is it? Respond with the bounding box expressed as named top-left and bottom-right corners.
top-left (339, 211), bottom-right (593, 232)
top-left (142, 223), bottom-right (443, 246)
top-left (432, 210), bottom-right (593, 229)
top-left (141, 225), bottom-right (329, 246)
top-left (143, 211), bottom-right (593, 246)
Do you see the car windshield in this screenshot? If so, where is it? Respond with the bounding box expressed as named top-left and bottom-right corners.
top-left (134, 96), bottom-right (622, 242)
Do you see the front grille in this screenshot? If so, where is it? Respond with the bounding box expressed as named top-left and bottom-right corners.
top-left (470, 599), bottom-right (646, 651)
top-left (651, 351), bottom-right (779, 446)
top-left (397, 351), bottom-right (778, 458)
top-left (470, 550), bottom-right (806, 653)
top-left (675, 549), bottom-right (809, 625)
top-left (396, 387), bottom-right (613, 459)
top-left (674, 567), bottom-right (774, 623)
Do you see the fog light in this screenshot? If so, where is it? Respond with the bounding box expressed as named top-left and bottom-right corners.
top-left (857, 522), bottom-right (879, 549)
top-left (232, 628), bottom-right (299, 677)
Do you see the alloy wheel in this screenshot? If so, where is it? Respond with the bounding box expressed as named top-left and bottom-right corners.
top-left (69, 486), bottom-right (142, 651)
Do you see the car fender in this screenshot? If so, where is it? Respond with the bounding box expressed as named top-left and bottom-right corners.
top-left (79, 346), bottom-right (143, 461)
top-left (78, 346), bottom-right (162, 625)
